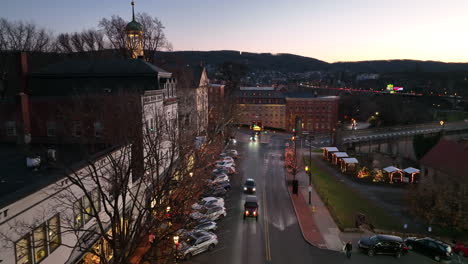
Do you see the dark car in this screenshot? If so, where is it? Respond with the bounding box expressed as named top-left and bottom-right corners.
top-left (243, 195), bottom-right (258, 221)
top-left (404, 237), bottom-right (452, 262)
top-left (243, 178), bottom-right (256, 194)
top-left (201, 186), bottom-right (227, 198)
top-left (212, 180), bottom-right (231, 191)
top-left (358, 234), bottom-right (408, 258)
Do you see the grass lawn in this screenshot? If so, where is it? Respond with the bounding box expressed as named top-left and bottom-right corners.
top-left (305, 158), bottom-right (403, 232)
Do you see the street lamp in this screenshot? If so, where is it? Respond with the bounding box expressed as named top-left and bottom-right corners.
top-left (305, 166), bottom-right (312, 204)
top-left (189, 172), bottom-right (193, 178)
top-left (173, 235), bottom-right (180, 262)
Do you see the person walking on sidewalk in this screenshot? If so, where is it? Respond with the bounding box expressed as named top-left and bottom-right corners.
top-left (344, 241), bottom-right (353, 259)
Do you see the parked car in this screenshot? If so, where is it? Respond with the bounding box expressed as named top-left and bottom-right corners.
top-left (358, 234), bottom-right (408, 258)
top-left (201, 186), bottom-right (227, 198)
top-left (213, 174), bottom-right (229, 183)
top-left (454, 243), bottom-right (468, 257)
top-left (243, 178), bottom-right (256, 194)
top-left (215, 160), bottom-right (235, 167)
top-left (211, 180), bottom-right (231, 191)
top-left (193, 221), bottom-right (217, 232)
top-left (228, 149), bottom-right (238, 157)
top-left (177, 230), bottom-right (218, 260)
top-left (191, 197), bottom-right (224, 210)
top-left (212, 167), bottom-right (229, 175)
top-left (404, 237), bottom-right (452, 262)
top-left (243, 195), bottom-right (259, 221)
top-left (221, 156), bottom-right (235, 163)
top-left (190, 205), bottom-right (227, 221)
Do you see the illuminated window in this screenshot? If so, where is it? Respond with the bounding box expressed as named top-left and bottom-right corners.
top-left (15, 236), bottom-right (31, 264)
top-left (74, 200), bottom-right (83, 228)
top-left (33, 225), bottom-right (48, 263)
top-left (47, 215), bottom-right (61, 253)
top-left (83, 195), bottom-right (92, 223)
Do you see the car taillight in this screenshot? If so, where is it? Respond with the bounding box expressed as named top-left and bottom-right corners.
top-left (403, 246), bottom-right (408, 250)
top-left (245, 211), bottom-right (249, 215)
top-left (253, 211), bottom-right (256, 216)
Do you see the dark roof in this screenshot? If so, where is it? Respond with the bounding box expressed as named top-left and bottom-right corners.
top-left (0, 144), bottom-right (109, 209)
top-left (32, 57), bottom-right (170, 77)
top-left (420, 139), bottom-right (468, 176)
top-left (285, 92), bottom-right (338, 99)
top-left (233, 90), bottom-right (285, 99)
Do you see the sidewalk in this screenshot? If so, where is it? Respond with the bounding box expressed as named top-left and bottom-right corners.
top-left (286, 147), bottom-right (372, 252)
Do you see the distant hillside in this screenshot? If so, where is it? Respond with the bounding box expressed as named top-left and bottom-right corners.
top-left (156, 50), bottom-right (330, 73)
top-left (155, 51), bottom-right (468, 74)
top-left (332, 60), bottom-right (468, 73)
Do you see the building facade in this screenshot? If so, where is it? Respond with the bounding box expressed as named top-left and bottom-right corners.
top-left (234, 87), bottom-right (339, 133)
top-left (285, 93), bottom-right (339, 134)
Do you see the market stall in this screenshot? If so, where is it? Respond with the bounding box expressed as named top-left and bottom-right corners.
top-left (383, 166), bottom-right (403, 183)
top-left (322, 147), bottom-right (339, 161)
top-left (340, 157), bottom-right (359, 175)
top-left (332, 152), bottom-right (349, 165)
top-left (403, 167), bottom-right (420, 183)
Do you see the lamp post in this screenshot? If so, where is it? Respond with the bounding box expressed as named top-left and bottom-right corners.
top-left (292, 136), bottom-right (297, 180)
top-left (305, 166), bottom-right (311, 204)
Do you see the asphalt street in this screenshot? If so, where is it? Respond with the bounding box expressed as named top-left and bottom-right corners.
top-left (185, 129), bottom-right (466, 264)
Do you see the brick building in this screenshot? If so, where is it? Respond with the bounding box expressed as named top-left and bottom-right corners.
top-left (285, 92), bottom-right (339, 133)
top-left (235, 87), bottom-right (286, 129)
top-left (234, 88), bottom-right (339, 133)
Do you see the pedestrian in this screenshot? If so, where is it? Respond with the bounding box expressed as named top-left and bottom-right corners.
top-left (345, 241), bottom-right (352, 259)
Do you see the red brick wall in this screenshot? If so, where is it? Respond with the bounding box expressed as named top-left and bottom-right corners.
top-left (285, 97), bottom-right (339, 134)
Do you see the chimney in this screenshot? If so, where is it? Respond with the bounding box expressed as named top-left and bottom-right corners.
top-left (17, 52), bottom-right (32, 144)
top-left (17, 92), bottom-right (32, 144)
top-left (19, 52), bottom-right (29, 93)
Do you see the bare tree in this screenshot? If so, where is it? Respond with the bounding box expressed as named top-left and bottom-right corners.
top-left (98, 13), bottom-right (172, 60)
top-left (98, 15), bottom-right (131, 57)
top-left (0, 18), bottom-right (54, 52)
top-left (55, 30), bottom-right (105, 53)
top-left (135, 13), bottom-right (172, 62)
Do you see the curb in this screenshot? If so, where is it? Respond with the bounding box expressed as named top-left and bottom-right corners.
top-left (284, 167), bottom-right (334, 251)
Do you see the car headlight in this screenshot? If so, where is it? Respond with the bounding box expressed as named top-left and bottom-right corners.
top-left (253, 211), bottom-right (256, 216)
top-left (245, 211), bottom-right (249, 215)
top-left (252, 188), bottom-right (256, 191)
top-left (244, 187), bottom-right (247, 191)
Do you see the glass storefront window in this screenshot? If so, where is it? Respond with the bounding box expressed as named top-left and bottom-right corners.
top-left (47, 215), bottom-right (61, 253)
top-left (15, 236), bottom-right (31, 264)
top-left (33, 225), bottom-right (48, 263)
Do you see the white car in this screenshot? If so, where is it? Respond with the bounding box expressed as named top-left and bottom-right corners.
top-left (190, 205), bottom-right (227, 221)
top-left (228, 149), bottom-right (238, 157)
top-left (193, 221), bottom-right (217, 232)
top-left (212, 174), bottom-right (229, 183)
top-left (215, 161), bottom-right (235, 168)
top-left (177, 230), bottom-right (218, 260)
top-left (221, 156), bottom-right (235, 163)
top-left (191, 197), bottom-right (225, 210)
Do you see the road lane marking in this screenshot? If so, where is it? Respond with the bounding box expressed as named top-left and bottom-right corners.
top-left (263, 188), bottom-right (272, 261)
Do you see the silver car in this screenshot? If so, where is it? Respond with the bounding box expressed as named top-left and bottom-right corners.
top-left (177, 230), bottom-right (218, 260)
top-left (193, 221), bottom-right (217, 232)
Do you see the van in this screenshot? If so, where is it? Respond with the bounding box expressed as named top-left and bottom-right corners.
top-left (243, 195), bottom-right (258, 221)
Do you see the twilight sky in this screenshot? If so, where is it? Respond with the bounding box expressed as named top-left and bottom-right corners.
top-left (2, 0), bottom-right (467, 63)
